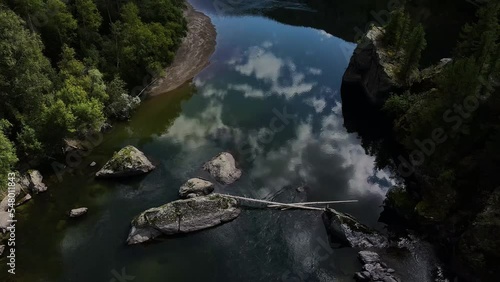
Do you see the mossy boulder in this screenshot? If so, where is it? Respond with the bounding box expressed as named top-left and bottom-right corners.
top-left (96, 146), bottom-right (155, 178)
top-left (127, 194), bottom-right (240, 244)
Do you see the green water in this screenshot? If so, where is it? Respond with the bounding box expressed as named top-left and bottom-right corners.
top-left (1, 1), bottom-right (449, 281)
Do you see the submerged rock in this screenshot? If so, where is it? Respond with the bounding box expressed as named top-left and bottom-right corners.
top-left (203, 152), bottom-right (242, 185)
top-left (179, 178), bottom-right (214, 198)
top-left (322, 208), bottom-right (388, 248)
top-left (69, 207), bottom-right (88, 218)
top-left (96, 146), bottom-right (155, 178)
top-left (127, 194), bottom-right (240, 244)
top-left (355, 251), bottom-right (400, 282)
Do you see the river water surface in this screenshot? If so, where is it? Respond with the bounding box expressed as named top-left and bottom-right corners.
top-left (4, 1), bottom-right (445, 281)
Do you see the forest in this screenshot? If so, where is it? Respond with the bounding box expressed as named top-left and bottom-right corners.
top-left (370, 2), bottom-right (500, 278)
top-left (0, 0), bottom-right (187, 189)
top-left (381, 2), bottom-right (499, 221)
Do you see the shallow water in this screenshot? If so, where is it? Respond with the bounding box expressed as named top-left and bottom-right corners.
top-left (2, 1), bottom-right (445, 281)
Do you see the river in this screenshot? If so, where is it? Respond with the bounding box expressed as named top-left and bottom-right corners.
top-left (2, 1), bottom-right (450, 281)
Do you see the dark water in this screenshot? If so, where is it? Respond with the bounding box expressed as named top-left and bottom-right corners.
top-left (1, 1), bottom-right (451, 281)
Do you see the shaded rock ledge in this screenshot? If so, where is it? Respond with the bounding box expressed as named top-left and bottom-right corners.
top-left (342, 25), bottom-right (401, 106)
top-left (322, 208), bottom-right (388, 249)
top-left (96, 146), bottom-right (155, 178)
top-left (342, 25), bottom-right (451, 107)
top-left (127, 194), bottom-right (240, 244)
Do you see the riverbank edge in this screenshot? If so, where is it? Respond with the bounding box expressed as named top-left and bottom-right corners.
top-left (0, 0), bottom-right (217, 252)
top-left (148, 3), bottom-right (217, 96)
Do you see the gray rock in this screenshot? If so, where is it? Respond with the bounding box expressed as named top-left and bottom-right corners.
top-left (179, 178), bottom-right (214, 198)
top-left (0, 245), bottom-right (4, 256)
top-left (96, 146), bottom-right (155, 178)
top-left (69, 207), bottom-right (88, 218)
top-left (354, 271), bottom-right (371, 281)
top-left (127, 194), bottom-right (240, 244)
top-left (0, 180), bottom-right (31, 212)
top-left (322, 208), bottom-right (388, 248)
top-left (90, 161), bottom-right (97, 167)
top-left (359, 251), bottom-right (380, 264)
top-left (355, 251), bottom-right (400, 282)
top-left (26, 170), bottom-right (47, 194)
top-left (203, 152), bottom-right (241, 184)
top-left (0, 211), bottom-right (11, 232)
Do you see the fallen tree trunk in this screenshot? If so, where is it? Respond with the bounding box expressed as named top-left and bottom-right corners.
top-left (219, 194), bottom-right (357, 211)
top-left (268, 200), bottom-right (358, 208)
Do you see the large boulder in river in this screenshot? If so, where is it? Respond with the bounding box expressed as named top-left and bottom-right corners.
top-left (127, 194), bottom-right (240, 244)
top-left (96, 146), bottom-right (155, 178)
top-left (203, 152), bottom-right (242, 184)
top-left (322, 208), bottom-right (388, 249)
top-left (179, 178), bottom-right (214, 198)
top-left (342, 25), bottom-right (401, 106)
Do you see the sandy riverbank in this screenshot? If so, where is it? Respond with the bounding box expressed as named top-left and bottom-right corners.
top-left (149, 4), bottom-right (217, 96)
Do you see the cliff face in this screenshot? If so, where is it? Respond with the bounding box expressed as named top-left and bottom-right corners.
top-left (342, 26), bottom-right (401, 106)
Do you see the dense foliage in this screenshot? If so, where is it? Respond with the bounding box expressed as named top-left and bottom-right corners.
top-left (0, 0), bottom-right (187, 185)
top-left (383, 1), bottom-right (500, 222)
top-left (383, 8), bottom-right (427, 83)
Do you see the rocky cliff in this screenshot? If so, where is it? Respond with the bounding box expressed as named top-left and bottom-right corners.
top-left (342, 26), bottom-right (401, 106)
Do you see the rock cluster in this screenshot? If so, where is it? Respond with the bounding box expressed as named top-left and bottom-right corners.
top-left (0, 170), bottom-right (47, 231)
top-left (96, 146), bottom-right (155, 178)
top-left (354, 251), bottom-right (399, 282)
top-left (126, 151), bottom-right (243, 245)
